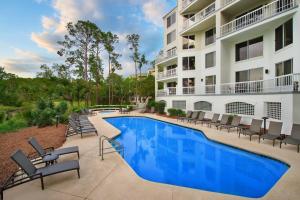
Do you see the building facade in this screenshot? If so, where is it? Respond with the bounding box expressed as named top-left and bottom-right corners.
top-left (155, 0), bottom-right (300, 134)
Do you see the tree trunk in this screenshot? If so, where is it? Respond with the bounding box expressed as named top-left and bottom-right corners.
top-left (108, 54), bottom-right (111, 105)
top-left (135, 62), bottom-right (138, 104)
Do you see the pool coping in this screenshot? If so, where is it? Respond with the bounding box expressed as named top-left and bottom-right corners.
top-left (92, 112), bottom-right (300, 200)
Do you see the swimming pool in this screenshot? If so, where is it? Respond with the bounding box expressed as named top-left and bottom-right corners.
top-left (105, 117), bottom-right (289, 198)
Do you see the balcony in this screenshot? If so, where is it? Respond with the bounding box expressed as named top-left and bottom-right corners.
top-left (181, 2), bottom-right (216, 34)
top-left (182, 0), bottom-right (196, 10)
top-left (157, 87), bottom-right (177, 97)
top-left (158, 74), bottom-right (300, 96)
top-left (222, 0), bottom-right (237, 8)
top-left (220, 0), bottom-right (298, 37)
top-left (155, 48), bottom-right (177, 65)
top-left (157, 68), bottom-right (177, 81)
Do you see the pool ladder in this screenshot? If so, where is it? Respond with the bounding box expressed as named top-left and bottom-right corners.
top-left (99, 135), bottom-right (124, 160)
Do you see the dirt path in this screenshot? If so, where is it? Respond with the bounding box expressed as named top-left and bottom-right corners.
top-left (0, 124), bottom-right (67, 186)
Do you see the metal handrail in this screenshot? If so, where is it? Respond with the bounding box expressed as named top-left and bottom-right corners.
top-left (99, 135), bottom-right (124, 160)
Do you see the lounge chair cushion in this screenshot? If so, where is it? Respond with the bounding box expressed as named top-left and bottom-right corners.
top-left (282, 137), bottom-right (300, 145)
top-left (36, 160), bottom-right (79, 177)
top-left (53, 146), bottom-right (79, 157)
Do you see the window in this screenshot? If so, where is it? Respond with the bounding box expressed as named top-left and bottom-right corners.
top-left (183, 78), bottom-right (195, 94)
top-left (205, 75), bottom-right (216, 94)
top-left (183, 35), bottom-right (195, 49)
top-left (236, 36), bottom-right (263, 61)
top-left (275, 19), bottom-right (293, 51)
top-left (172, 101), bottom-right (186, 110)
top-left (205, 52), bottom-right (216, 68)
top-left (265, 102), bottom-right (281, 120)
top-left (276, 59), bottom-right (293, 76)
top-left (166, 64), bottom-right (177, 70)
top-left (167, 30), bottom-right (176, 44)
top-left (166, 47), bottom-right (177, 57)
top-left (183, 57), bottom-right (195, 70)
top-left (205, 28), bottom-right (216, 46)
top-left (167, 12), bottom-right (176, 28)
top-left (226, 102), bottom-right (255, 116)
top-left (194, 101), bottom-right (212, 111)
top-left (276, 59), bottom-right (293, 86)
top-left (235, 68), bottom-right (263, 93)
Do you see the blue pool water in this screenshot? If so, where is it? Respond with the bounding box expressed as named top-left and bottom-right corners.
top-left (105, 117), bottom-right (289, 198)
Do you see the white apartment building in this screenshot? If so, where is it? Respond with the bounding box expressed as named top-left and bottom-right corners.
top-left (155, 0), bottom-right (300, 133)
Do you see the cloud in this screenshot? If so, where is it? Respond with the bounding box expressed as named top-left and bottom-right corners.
top-left (31, 0), bottom-right (103, 53)
top-left (0, 48), bottom-right (61, 78)
top-left (142, 0), bottom-right (168, 27)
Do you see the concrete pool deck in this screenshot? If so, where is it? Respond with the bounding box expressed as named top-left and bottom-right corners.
top-left (4, 111), bottom-right (300, 200)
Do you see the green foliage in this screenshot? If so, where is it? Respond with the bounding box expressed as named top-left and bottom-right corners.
top-left (0, 115), bottom-right (27, 133)
top-left (167, 109), bottom-right (185, 117)
top-left (155, 101), bottom-right (166, 114)
top-left (0, 111), bottom-right (5, 123)
top-left (55, 101), bottom-right (68, 115)
top-left (147, 100), bottom-right (156, 109)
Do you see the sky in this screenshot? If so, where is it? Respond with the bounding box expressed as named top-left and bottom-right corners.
top-left (0, 0), bottom-right (176, 78)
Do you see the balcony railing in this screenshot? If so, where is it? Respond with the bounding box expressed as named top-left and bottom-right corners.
top-left (157, 68), bottom-right (177, 80)
top-left (157, 73), bottom-right (300, 96)
top-left (155, 48), bottom-right (177, 64)
top-left (182, 2), bottom-right (216, 32)
top-left (182, 0), bottom-right (196, 10)
top-left (157, 87), bottom-right (177, 97)
top-left (220, 0), bottom-right (298, 37)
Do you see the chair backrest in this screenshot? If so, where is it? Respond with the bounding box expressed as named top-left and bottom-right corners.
top-left (211, 113), bottom-right (220, 123)
top-left (28, 137), bottom-right (46, 157)
top-left (198, 112), bottom-right (205, 120)
top-left (250, 119), bottom-right (263, 133)
top-left (191, 111), bottom-right (200, 119)
top-left (186, 111), bottom-right (192, 118)
top-left (231, 116), bottom-right (242, 126)
top-left (268, 121), bottom-right (282, 136)
top-left (220, 115), bottom-right (230, 125)
top-left (11, 150), bottom-right (37, 177)
top-left (291, 124), bottom-right (300, 139)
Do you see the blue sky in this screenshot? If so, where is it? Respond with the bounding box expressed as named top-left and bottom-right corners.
top-left (0, 0), bottom-right (176, 77)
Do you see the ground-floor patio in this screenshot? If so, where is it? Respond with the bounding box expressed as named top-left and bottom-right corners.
top-left (4, 112), bottom-right (300, 200)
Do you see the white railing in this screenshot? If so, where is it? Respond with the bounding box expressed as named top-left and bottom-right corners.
top-left (157, 68), bottom-right (177, 80)
top-left (183, 87), bottom-right (195, 95)
top-left (157, 87), bottom-right (177, 97)
top-left (155, 48), bottom-right (177, 64)
top-left (220, 73), bottom-right (300, 94)
top-left (220, 0), bottom-right (298, 37)
top-left (222, 0), bottom-right (236, 7)
top-left (157, 73), bottom-right (300, 96)
top-left (182, 0), bottom-right (196, 10)
top-left (182, 2), bottom-right (216, 31)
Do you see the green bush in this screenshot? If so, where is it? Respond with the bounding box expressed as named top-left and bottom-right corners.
top-left (0, 111), bottom-right (5, 123)
top-left (146, 100), bottom-right (156, 109)
top-left (0, 116), bottom-right (27, 133)
top-left (167, 109), bottom-right (185, 117)
top-left (156, 101), bottom-right (166, 114)
top-left (55, 101), bottom-right (68, 115)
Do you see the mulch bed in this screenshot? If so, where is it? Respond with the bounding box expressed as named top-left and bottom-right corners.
top-left (0, 124), bottom-right (67, 186)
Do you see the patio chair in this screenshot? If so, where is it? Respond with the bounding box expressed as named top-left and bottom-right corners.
top-left (192, 112), bottom-right (206, 125)
top-left (67, 119), bottom-right (98, 138)
top-left (280, 124), bottom-right (300, 152)
top-left (178, 111), bottom-right (192, 122)
top-left (220, 115), bottom-right (242, 133)
top-left (259, 121), bottom-right (283, 146)
top-left (206, 113), bottom-right (220, 128)
top-left (28, 137), bottom-right (80, 160)
top-left (215, 115), bottom-right (230, 129)
top-left (187, 111), bottom-right (200, 123)
top-left (0, 150), bottom-right (80, 200)
top-left (239, 119), bottom-right (263, 141)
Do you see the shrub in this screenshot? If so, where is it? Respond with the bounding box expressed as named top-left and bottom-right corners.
top-left (0, 116), bottom-right (27, 133)
top-left (167, 109), bottom-right (185, 117)
top-left (156, 101), bottom-right (166, 114)
top-left (0, 111), bottom-right (5, 123)
top-left (147, 100), bottom-right (156, 109)
top-left (55, 101), bottom-right (68, 115)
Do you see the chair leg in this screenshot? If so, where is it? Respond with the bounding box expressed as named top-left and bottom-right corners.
top-left (1, 189), bottom-right (3, 200)
top-left (280, 141), bottom-right (282, 148)
top-left (40, 176), bottom-right (44, 190)
top-left (77, 169), bottom-right (81, 178)
top-left (250, 135), bottom-right (252, 141)
top-left (273, 140), bottom-right (275, 147)
top-left (77, 151), bottom-right (80, 159)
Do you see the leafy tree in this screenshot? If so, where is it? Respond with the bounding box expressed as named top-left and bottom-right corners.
top-left (126, 34), bottom-right (140, 103)
top-left (138, 54), bottom-right (148, 77)
top-left (58, 20), bottom-right (99, 80)
top-left (0, 67), bottom-right (17, 80)
top-left (52, 63), bottom-right (71, 80)
top-left (36, 64), bottom-right (54, 79)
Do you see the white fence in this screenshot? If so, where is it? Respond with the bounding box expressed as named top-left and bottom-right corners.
top-left (221, 0), bottom-right (298, 36)
top-left (182, 2), bottom-right (216, 31)
top-left (157, 68), bottom-right (177, 80)
top-left (155, 48), bottom-right (177, 64)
